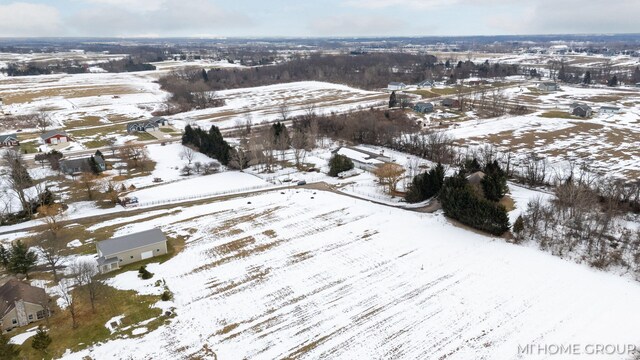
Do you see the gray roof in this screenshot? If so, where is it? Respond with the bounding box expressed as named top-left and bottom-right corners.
top-left (40, 129), bottom-right (68, 140)
top-left (0, 134), bottom-right (17, 142)
top-left (0, 280), bottom-right (48, 317)
top-left (600, 106), bottom-right (620, 110)
top-left (97, 228), bottom-right (167, 257)
top-left (389, 82), bottom-right (406, 86)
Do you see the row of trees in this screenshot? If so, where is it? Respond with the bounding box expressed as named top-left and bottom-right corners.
top-left (439, 174), bottom-right (511, 236)
top-left (182, 125), bottom-right (232, 165)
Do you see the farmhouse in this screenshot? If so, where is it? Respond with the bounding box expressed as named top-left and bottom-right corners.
top-left (40, 130), bottom-right (70, 145)
top-left (388, 82), bottom-right (407, 91)
top-left (571, 104), bottom-right (592, 118)
top-left (0, 133), bottom-right (19, 147)
top-left (127, 119), bottom-right (160, 133)
top-left (333, 146), bottom-right (392, 172)
top-left (60, 151), bottom-right (106, 175)
top-left (1, 280), bottom-right (49, 332)
top-left (599, 106), bottom-right (621, 114)
top-left (414, 102), bottom-right (434, 114)
top-left (538, 82), bottom-right (559, 92)
top-left (417, 80), bottom-right (434, 88)
top-left (96, 228), bottom-right (168, 274)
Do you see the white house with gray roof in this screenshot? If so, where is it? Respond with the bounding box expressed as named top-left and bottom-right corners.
top-left (96, 228), bottom-right (168, 274)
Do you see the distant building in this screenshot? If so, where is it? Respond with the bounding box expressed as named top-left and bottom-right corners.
top-left (332, 146), bottom-right (392, 172)
top-left (538, 82), bottom-right (559, 92)
top-left (40, 130), bottom-right (70, 145)
top-left (96, 228), bottom-right (169, 274)
top-left (414, 102), bottom-right (434, 114)
top-left (0, 133), bottom-right (19, 147)
top-left (417, 80), bottom-right (434, 88)
top-left (599, 106), bottom-right (621, 114)
top-left (571, 104), bottom-right (592, 118)
top-left (441, 98), bottom-right (460, 107)
top-left (59, 151), bottom-right (106, 175)
top-left (127, 119), bottom-right (161, 133)
top-left (1, 280), bottom-right (50, 332)
top-left (387, 82), bottom-right (407, 91)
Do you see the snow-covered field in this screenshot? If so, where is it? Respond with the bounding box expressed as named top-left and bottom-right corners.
top-left (448, 84), bottom-right (640, 180)
top-left (64, 190), bottom-right (640, 360)
top-left (168, 81), bottom-right (387, 130)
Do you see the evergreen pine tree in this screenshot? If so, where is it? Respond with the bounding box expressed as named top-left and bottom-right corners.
top-left (481, 160), bottom-right (508, 202)
top-left (202, 68), bottom-right (209, 82)
top-left (0, 244), bottom-right (9, 268)
top-left (31, 325), bottom-right (52, 354)
top-left (0, 332), bottom-right (21, 359)
top-left (583, 71), bottom-right (591, 84)
top-left (8, 240), bottom-right (38, 279)
top-left (513, 215), bottom-right (525, 235)
top-left (607, 75), bottom-right (618, 87)
top-left (328, 154), bottom-right (354, 177)
top-left (389, 91), bottom-right (397, 108)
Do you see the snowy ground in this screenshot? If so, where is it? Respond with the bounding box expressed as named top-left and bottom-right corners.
top-left (447, 83), bottom-right (640, 180)
top-left (63, 189), bottom-right (640, 360)
top-left (167, 81), bottom-right (387, 131)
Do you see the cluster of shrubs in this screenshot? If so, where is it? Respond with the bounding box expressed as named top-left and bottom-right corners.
top-left (405, 159), bottom-right (510, 236)
top-left (182, 125), bottom-right (231, 165)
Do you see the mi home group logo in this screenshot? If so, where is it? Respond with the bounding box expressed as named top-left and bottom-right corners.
top-left (518, 343), bottom-right (638, 357)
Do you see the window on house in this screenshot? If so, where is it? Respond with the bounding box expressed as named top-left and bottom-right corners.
top-left (157, 249), bottom-right (160, 252)
top-left (28, 314), bottom-right (33, 320)
top-left (11, 318), bottom-right (17, 325)
top-left (130, 256), bottom-right (134, 259)
top-left (36, 310), bottom-right (46, 320)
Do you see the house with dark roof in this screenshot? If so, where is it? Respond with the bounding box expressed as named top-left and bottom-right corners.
top-left (126, 117), bottom-right (167, 133)
top-left (96, 228), bottom-right (168, 274)
top-left (571, 104), bottom-right (592, 118)
top-left (59, 151), bottom-right (106, 175)
top-left (40, 130), bottom-right (70, 145)
top-left (1, 280), bottom-right (49, 332)
top-left (441, 98), bottom-right (460, 107)
top-left (0, 134), bottom-right (19, 147)
top-left (414, 102), bottom-right (434, 114)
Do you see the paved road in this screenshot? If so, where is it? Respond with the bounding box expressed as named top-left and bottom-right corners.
top-left (0, 181), bottom-right (439, 236)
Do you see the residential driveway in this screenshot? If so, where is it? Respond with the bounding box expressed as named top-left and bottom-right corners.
top-left (146, 130), bottom-right (170, 140)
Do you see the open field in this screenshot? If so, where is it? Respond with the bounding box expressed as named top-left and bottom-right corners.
top-left (446, 83), bottom-right (640, 180)
top-left (58, 189), bottom-right (640, 359)
top-left (167, 81), bottom-right (388, 131)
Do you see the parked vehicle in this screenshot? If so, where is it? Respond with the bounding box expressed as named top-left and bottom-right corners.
top-left (297, 180), bottom-right (307, 186)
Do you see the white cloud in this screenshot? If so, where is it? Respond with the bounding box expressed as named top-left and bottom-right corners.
top-left (68, 0), bottom-right (252, 36)
top-left (0, 2), bottom-right (63, 37)
top-left (82, 0), bottom-right (166, 12)
top-left (309, 14), bottom-right (431, 37)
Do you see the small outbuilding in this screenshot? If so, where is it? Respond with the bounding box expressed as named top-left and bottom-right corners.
top-left (538, 82), bottom-right (559, 92)
top-left (388, 82), bottom-right (407, 91)
top-left (599, 106), bottom-right (621, 114)
top-left (571, 104), bottom-right (592, 118)
top-left (96, 228), bottom-right (168, 274)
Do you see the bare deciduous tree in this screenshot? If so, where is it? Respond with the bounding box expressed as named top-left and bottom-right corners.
top-left (180, 146), bottom-right (195, 165)
top-left (374, 163), bottom-right (406, 195)
top-left (1, 149), bottom-right (33, 214)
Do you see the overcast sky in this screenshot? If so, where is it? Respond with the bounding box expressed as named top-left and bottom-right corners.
top-left (0, 0), bottom-right (638, 38)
